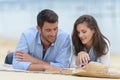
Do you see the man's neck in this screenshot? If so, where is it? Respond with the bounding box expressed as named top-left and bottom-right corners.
top-left (41, 39), bottom-right (50, 50)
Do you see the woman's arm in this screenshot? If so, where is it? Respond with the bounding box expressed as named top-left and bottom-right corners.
top-left (97, 50), bottom-right (110, 67)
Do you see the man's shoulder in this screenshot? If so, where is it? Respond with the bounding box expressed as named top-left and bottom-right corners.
top-left (22, 27), bottom-right (38, 36)
top-left (58, 28), bottom-right (69, 36)
top-left (57, 28), bottom-right (70, 40)
top-left (23, 27), bottom-right (37, 34)
top-left (55, 28), bottom-right (71, 47)
top-left (21, 27), bottom-right (38, 40)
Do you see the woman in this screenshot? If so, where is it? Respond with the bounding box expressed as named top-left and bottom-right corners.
top-left (70, 15), bottom-right (110, 68)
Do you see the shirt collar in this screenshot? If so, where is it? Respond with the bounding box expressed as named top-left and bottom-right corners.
top-left (37, 32), bottom-right (41, 45)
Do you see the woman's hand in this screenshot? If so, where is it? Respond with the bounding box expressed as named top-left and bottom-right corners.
top-left (76, 51), bottom-right (90, 67)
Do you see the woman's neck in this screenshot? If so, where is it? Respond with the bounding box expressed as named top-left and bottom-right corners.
top-left (85, 44), bottom-right (92, 52)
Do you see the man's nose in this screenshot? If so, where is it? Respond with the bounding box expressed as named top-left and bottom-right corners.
top-left (50, 30), bottom-right (56, 36)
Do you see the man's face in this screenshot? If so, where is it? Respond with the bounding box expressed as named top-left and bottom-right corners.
top-left (38, 21), bottom-right (58, 44)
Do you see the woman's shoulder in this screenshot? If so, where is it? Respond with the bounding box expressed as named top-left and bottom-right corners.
top-left (104, 38), bottom-right (110, 46)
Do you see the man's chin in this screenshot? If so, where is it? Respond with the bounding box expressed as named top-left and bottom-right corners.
top-left (50, 38), bottom-right (56, 42)
top-left (50, 40), bottom-right (55, 43)
top-left (48, 39), bottom-right (55, 43)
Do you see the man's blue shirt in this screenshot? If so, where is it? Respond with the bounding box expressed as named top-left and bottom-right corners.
top-left (12, 27), bottom-right (71, 70)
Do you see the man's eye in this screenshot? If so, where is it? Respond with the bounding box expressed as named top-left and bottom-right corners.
top-left (46, 29), bottom-right (51, 32)
top-left (54, 28), bottom-right (57, 31)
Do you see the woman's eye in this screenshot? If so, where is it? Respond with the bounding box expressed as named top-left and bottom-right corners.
top-left (82, 31), bottom-right (86, 33)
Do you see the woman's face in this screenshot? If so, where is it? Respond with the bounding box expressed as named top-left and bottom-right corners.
top-left (77, 23), bottom-right (94, 47)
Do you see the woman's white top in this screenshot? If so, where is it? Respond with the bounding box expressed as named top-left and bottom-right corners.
top-left (69, 41), bottom-right (110, 68)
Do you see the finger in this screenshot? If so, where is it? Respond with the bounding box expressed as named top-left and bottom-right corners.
top-left (16, 58), bottom-right (27, 62)
top-left (86, 54), bottom-right (90, 61)
top-left (14, 55), bottom-right (23, 61)
top-left (79, 56), bottom-right (83, 65)
top-left (16, 58), bottom-right (23, 61)
top-left (16, 50), bottom-right (24, 54)
top-left (15, 52), bottom-right (23, 56)
top-left (84, 56), bottom-right (89, 63)
top-left (14, 52), bottom-right (23, 59)
top-left (81, 64), bottom-right (87, 69)
top-left (84, 53), bottom-right (90, 62)
top-left (14, 54), bottom-right (22, 58)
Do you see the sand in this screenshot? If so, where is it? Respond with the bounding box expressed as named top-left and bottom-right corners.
top-left (0, 38), bottom-right (120, 80)
top-left (0, 38), bottom-right (18, 63)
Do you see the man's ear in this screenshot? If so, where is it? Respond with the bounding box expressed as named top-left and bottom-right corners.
top-left (36, 26), bottom-right (41, 32)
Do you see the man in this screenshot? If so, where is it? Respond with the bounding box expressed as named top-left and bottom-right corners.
top-left (5, 9), bottom-right (71, 71)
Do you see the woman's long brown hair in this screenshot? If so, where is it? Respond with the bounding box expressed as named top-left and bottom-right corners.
top-left (72, 15), bottom-right (110, 57)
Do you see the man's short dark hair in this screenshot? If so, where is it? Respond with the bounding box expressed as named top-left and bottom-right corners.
top-left (37, 9), bottom-right (58, 28)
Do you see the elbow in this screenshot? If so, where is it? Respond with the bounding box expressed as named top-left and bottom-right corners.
top-left (12, 59), bottom-right (30, 70)
top-left (12, 60), bottom-right (23, 70)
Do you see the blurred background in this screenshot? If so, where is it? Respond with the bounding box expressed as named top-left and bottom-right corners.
top-left (0, 0), bottom-right (120, 54)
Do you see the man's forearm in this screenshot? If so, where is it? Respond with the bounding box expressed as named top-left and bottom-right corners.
top-left (31, 57), bottom-right (49, 65)
top-left (27, 63), bottom-right (49, 71)
top-left (27, 63), bottom-right (61, 71)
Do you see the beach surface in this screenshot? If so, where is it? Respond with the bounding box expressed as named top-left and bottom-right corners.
top-left (0, 38), bottom-right (120, 80)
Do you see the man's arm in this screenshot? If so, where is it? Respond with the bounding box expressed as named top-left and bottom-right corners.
top-left (15, 50), bottom-right (61, 71)
top-left (27, 63), bottom-right (61, 71)
top-left (49, 35), bottom-right (71, 68)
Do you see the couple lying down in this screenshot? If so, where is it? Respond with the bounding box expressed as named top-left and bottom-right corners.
top-left (4, 9), bottom-right (110, 71)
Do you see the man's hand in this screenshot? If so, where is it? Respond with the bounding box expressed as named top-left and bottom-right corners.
top-left (14, 50), bottom-right (61, 71)
top-left (14, 50), bottom-right (39, 63)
